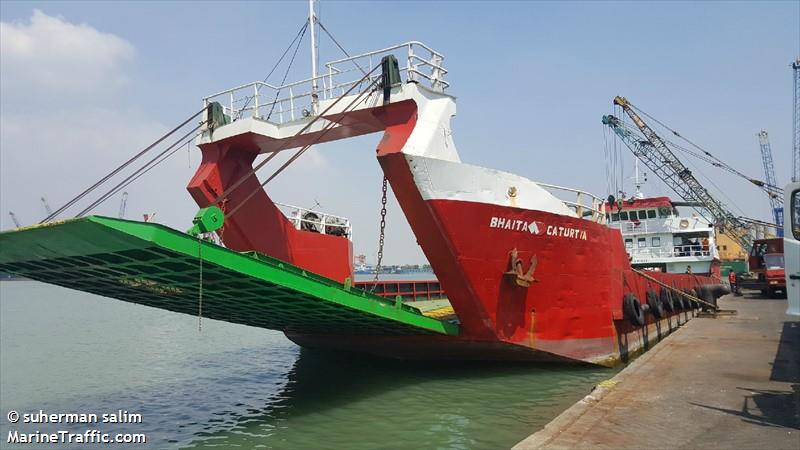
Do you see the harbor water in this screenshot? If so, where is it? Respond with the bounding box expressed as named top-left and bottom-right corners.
top-left (1, 281), bottom-right (615, 449)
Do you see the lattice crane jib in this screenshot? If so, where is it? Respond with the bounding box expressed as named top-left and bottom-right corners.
top-left (602, 96), bottom-right (753, 251)
top-left (757, 131), bottom-right (783, 230)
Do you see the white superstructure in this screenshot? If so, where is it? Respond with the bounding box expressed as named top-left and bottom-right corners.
top-left (607, 200), bottom-right (719, 274)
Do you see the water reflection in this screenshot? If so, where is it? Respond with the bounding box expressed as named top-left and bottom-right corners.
top-left (185, 350), bottom-right (613, 449)
top-left (1, 282), bottom-right (614, 450)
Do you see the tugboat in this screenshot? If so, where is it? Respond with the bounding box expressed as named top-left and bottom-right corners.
top-left (0, 2), bottom-right (727, 367)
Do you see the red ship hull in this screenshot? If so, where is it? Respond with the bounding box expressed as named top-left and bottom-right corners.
top-left (289, 195), bottom-right (717, 366)
top-left (189, 87), bottom-right (723, 366)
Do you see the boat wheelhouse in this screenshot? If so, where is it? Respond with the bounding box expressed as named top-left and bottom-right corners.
top-left (605, 196), bottom-right (719, 275)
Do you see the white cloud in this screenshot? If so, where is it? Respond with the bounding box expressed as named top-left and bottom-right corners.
top-left (0, 9), bottom-right (135, 96)
top-left (0, 11), bottom-right (191, 230)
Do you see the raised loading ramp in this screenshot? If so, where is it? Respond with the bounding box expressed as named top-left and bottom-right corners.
top-left (0, 217), bottom-right (459, 336)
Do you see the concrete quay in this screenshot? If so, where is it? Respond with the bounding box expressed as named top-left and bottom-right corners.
top-left (514, 293), bottom-right (799, 450)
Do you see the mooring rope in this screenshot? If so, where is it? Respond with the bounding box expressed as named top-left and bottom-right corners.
top-left (197, 234), bottom-right (204, 332)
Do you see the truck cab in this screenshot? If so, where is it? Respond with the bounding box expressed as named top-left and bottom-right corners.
top-left (746, 238), bottom-right (786, 297)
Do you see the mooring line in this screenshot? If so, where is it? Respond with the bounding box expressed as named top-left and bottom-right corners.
top-left (198, 235), bottom-right (204, 332)
top-left (631, 268), bottom-right (717, 310)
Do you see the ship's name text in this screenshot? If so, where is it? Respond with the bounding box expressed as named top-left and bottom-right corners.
top-left (489, 217), bottom-right (587, 240)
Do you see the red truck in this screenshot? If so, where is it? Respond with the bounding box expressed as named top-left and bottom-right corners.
top-left (739, 238), bottom-right (786, 297)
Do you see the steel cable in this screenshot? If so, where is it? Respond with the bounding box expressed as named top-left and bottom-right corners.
top-left (225, 77), bottom-right (381, 219)
top-left (41, 109), bottom-right (204, 222)
top-left (75, 124), bottom-right (202, 217)
top-left (209, 64), bottom-right (381, 210)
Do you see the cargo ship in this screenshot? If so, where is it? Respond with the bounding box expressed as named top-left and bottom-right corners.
top-left (0, 7), bottom-right (726, 367)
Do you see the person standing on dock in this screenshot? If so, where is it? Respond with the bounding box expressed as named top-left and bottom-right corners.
top-left (728, 270), bottom-right (738, 295)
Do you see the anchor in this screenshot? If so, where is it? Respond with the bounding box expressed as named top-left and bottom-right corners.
top-left (504, 248), bottom-right (538, 287)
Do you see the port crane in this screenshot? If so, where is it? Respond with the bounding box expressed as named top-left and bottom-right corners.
top-left (118, 192), bottom-right (128, 219)
top-left (602, 96), bottom-right (754, 251)
top-left (757, 131), bottom-right (783, 236)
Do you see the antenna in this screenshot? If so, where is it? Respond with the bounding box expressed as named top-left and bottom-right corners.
top-left (630, 159), bottom-right (647, 199)
top-left (309, 0), bottom-right (319, 112)
top-left (118, 192), bottom-right (129, 219)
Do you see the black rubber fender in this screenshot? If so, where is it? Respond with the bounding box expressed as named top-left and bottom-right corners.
top-left (689, 289), bottom-right (700, 309)
top-left (696, 285), bottom-right (718, 309)
top-left (647, 289), bottom-right (664, 318)
top-left (623, 293), bottom-right (645, 326)
top-left (660, 288), bottom-right (675, 312)
top-left (674, 289), bottom-right (688, 309)
top-left (680, 289), bottom-right (691, 309)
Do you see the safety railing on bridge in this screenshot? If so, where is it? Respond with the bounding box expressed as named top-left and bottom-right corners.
top-left (627, 245), bottom-right (712, 260)
top-left (608, 216), bottom-right (711, 234)
top-left (201, 41), bottom-right (448, 125)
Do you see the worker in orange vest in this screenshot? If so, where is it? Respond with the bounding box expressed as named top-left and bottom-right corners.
top-left (728, 270), bottom-right (738, 295)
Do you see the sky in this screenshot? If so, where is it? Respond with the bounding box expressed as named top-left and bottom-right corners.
top-left (1, 1), bottom-right (798, 264)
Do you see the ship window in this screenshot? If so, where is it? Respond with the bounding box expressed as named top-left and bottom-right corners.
top-left (638, 238), bottom-right (647, 248)
top-left (625, 238), bottom-right (633, 249)
top-left (619, 211), bottom-right (629, 220)
top-left (638, 210), bottom-right (648, 220)
top-left (658, 207), bottom-right (671, 218)
top-left (647, 210), bottom-right (657, 219)
top-left (723, 245), bottom-right (727, 251)
top-left (611, 213), bottom-right (620, 221)
top-left (651, 237), bottom-right (661, 247)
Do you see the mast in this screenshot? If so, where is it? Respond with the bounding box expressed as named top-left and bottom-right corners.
top-left (309, 0), bottom-right (319, 112)
top-left (631, 159), bottom-right (646, 199)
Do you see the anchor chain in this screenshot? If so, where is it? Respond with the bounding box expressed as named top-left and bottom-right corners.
top-left (370, 176), bottom-right (388, 292)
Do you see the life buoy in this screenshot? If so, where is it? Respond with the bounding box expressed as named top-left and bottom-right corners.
top-left (646, 289), bottom-right (664, 318)
top-left (623, 293), bottom-right (645, 326)
top-left (679, 219), bottom-right (689, 229)
top-left (660, 288), bottom-right (674, 312)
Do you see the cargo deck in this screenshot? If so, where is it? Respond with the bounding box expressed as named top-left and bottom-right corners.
top-left (0, 217), bottom-right (459, 337)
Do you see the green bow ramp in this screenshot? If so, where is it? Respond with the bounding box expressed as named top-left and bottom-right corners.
top-left (0, 217), bottom-right (458, 336)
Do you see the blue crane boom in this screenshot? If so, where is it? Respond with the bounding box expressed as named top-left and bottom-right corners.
top-left (757, 131), bottom-right (783, 236)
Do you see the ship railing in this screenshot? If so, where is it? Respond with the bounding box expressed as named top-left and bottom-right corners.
top-left (274, 202), bottom-right (352, 240)
top-left (671, 244), bottom-right (711, 258)
top-left (536, 182), bottom-right (607, 224)
top-left (201, 41), bottom-right (447, 126)
top-left (609, 217), bottom-right (713, 234)
top-left (627, 245), bottom-right (712, 260)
